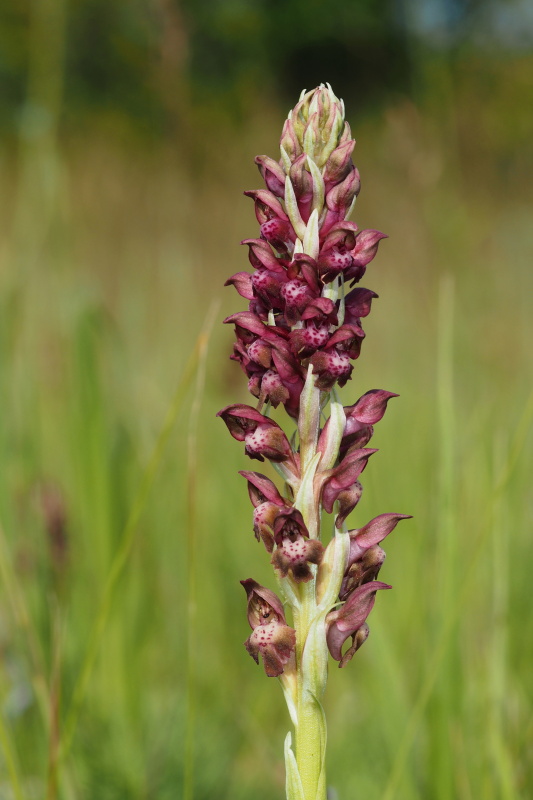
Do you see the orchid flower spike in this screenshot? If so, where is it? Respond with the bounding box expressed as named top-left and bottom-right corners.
top-left (217, 83), bottom-right (410, 800)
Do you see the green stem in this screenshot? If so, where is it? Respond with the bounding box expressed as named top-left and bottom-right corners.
top-left (294, 581), bottom-right (327, 800)
top-left (296, 691), bottom-right (326, 800)
top-left (293, 372), bottom-right (327, 800)
top-left (284, 367), bottom-right (348, 800)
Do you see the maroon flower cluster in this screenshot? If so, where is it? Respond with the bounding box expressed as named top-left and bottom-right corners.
top-left (224, 94), bottom-right (385, 419)
top-left (218, 390), bottom-right (410, 673)
top-left (325, 511), bottom-right (411, 668)
top-left (217, 86), bottom-right (410, 678)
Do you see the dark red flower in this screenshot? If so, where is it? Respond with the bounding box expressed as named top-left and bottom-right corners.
top-left (321, 167), bottom-right (361, 236)
top-left (255, 155), bottom-right (286, 198)
top-left (343, 287), bottom-right (378, 324)
top-left (340, 513), bottom-right (411, 600)
top-left (242, 238), bottom-right (285, 272)
top-left (240, 471), bottom-right (286, 551)
top-left (244, 191), bottom-right (296, 255)
top-left (241, 579), bottom-right (296, 677)
top-left (289, 154), bottom-right (314, 222)
top-left (321, 449), bottom-right (377, 525)
top-left (290, 298), bottom-right (338, 359)
top-left (280, 279), bottom-right (316, 326)
top-left (271, 508), bottom-right (324, 583)
top-left (309, 347), bottom-right (354, 391)
top-left (340, 390), bottom-right (398, 456)
top-left (326, 581), bottom-right (391, 667)
top-left (317, 222), bottom-right (358, 283)
top-left (344, 229), bottom-right (387, 283)
top-left (260, 218), bottom-right (296, 255)
top-left (217, 404), bottom-right (296, 465)
top-left (286, 253), bottom-right (321, 294)
top-left (225, 271), bottom-right (255, 300)
top-left (244, 189), bottom-right (288, 226)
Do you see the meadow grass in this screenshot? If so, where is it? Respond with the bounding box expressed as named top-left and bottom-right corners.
top-left (0, 74), bottom-right (532, 800)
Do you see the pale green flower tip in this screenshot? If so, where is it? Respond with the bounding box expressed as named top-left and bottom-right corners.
top-left (307, 155), bottom-right (325, 214)
top-left (293, 237), bottom-right (304, 255)
top-left (280, 145), bottom-right (292, 174)
top-left (284, 174), bottom-right (307, 241)
top-left (287, 85), bottom-right (347, 169)
top-left (303, 118), bottom-right (317, 158)
top-left (302, 209), bottom-right (319, 260)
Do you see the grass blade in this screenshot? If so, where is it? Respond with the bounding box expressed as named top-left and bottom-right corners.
top-left (183, 299), bottom-right (219, 800)
top-left (381, 387), bottom-right (533, 800)
top-left (59, 300), bottom-right (220, 764)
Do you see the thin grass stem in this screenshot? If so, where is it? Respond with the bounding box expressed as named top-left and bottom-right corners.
top-left (381, 388), bottom-right (533, 800)
top-left (59, 300), bottom-right (220, 764)
top-left (183, 299), bottom-right (219, 800)
top-left (0, 711), bottom-right (25, 800)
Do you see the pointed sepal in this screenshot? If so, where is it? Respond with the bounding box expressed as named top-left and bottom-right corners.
top-left (326, 581), bottom-right (391, 666)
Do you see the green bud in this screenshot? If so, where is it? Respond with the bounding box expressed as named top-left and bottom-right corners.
top-left (284, 84), bottom-right (347, 169)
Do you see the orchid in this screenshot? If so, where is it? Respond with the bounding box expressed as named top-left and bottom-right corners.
top-left (217, 84), bottom-right (411, 800)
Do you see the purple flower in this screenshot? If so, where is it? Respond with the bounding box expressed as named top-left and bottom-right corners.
top-left (339, 513), bottom-right (412, 599)
top-left (321, 448), bottom-right (377, 526)
top-left (254, 155), bottom-right (286, 198)
top-left (217, 86), bottom-right (410, 699)
top-left (289, 154), bottom-right (314, 222)
top-left (241, 579), bottom-right (296, 677)
top-left (242, 238), bottom-right (285, 272)
top-left (219, 86), bottom-right (390, 417)
top-left (343, 287), bottom-right (378, 324)
top-left (345, 230), bottom-right (387, 282)
top-left (244, 189), bottom-right (296, 254)
top-left (217, 404), bottom-right (298, 470)
top-left (309, 348), bottom-right (353, 391)
top-left (240, 470), bottom-right (286, 551)
top-left (326, 581), bottom-right (391, 668)
top-left (270, 508), bottom-right (324, 583)
top-left (321, 167), bottom-right (361, 235)
top-left (340, 389), bottom-right (399, 455)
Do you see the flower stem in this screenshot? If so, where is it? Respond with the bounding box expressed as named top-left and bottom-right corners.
top-left (292, 372), bottom-right (328, 800)
top-left (295, 584), bottom-right (327, 800)
top-left (296, 692), bottom-right (326, 800)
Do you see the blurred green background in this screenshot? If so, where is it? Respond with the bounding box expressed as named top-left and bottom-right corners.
top-left (0, 0), bottom-right (532, 798)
